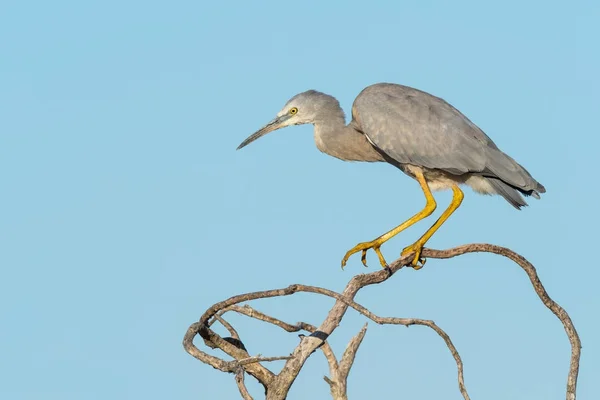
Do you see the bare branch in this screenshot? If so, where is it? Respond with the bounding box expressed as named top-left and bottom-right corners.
top-left (183, 322), bottom-right (276, 389)
top-left (421, 244), bottom-right (581, 400)
top-left (183, 322), bottom-right (240, 373)
top-left (214, 315), bottom-right (240, 340)
top-left (235, 369), bottom-right (253, 400)
top-left (221, 304), bottom-right (340, 378)
top-left (325, 323), bottom-right (368, 400)
top-left (367, 316), bottom-right (468, 399)
top-left (237, 355), bottom-right (293, 366)
top-left (339, 323), bottom-right (368, 379)
top-left (319, 341), bottom-right (340, 386)
top-left (184, 243), bottom-right (580, 400)
top-left (223, 305), bottom-right (318, 334)
top-left (200, 326), bottom-right (275, 386)
top-left (182, 324), bottom-right (287, 371)
top-left (248, 284), bottom-right (468, 399)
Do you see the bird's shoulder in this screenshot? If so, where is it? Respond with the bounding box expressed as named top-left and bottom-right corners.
top-left (351, 83), bottom-right (497, 173)
top-left (353, 83), bottom-right (496, 148)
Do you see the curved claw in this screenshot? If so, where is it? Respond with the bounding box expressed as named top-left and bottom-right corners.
top-left (341, 241), bottom-right (388, 269)
top-left (360, 249), bottom-right (369, 267)
top-left (412, 257), bottom-right (426, 270)
top-left (401, 242), bottom-right (426, 270)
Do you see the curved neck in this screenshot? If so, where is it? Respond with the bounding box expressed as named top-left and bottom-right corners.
top-left (313, 118), bottom-right (384, 162)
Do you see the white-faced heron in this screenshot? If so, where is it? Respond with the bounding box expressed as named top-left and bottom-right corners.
top-left (237, 83), bottom-right (545, 269)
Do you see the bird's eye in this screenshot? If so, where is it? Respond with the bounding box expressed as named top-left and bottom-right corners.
top-left (289, 107), bottom-right (298, 115)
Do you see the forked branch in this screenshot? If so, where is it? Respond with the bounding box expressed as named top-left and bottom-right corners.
top-left (183, 243), bottom-right (581, 400)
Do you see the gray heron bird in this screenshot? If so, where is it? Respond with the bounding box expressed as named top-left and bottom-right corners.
top-left (237, 83), bottom-right (545, 269)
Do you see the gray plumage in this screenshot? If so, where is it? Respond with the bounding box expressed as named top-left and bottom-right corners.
top-left (237, 83), bottom-right (545, 209)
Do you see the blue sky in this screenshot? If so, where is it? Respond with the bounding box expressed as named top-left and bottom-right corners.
top-left (1, 1), bottom-right (597, 399)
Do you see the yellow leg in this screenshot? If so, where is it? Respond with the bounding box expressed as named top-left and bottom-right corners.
top-left (341, 170), bottom-right (437, 269)
top-left (401, 184), bottom-right (464, 269)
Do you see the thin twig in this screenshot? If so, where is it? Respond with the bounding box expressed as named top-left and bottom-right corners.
top-left (339, 323), bottom-right (368, 378)
top-left (214, 315), bottom-right (240, 340)
top-left (237, 355), bottom-right (293, 366)
top-left (325, 323), bottom-right (368, 400)
top-left (235, 369), bottom-right (253, 400)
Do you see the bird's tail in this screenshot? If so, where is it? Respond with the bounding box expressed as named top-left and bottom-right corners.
top-left (483, 148), bottom-right (546, 209)
top-left (485, 177), bottom-right (529, 210)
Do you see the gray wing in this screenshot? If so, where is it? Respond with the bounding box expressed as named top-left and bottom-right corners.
top-left (353, 83), bottom-right (544, 194)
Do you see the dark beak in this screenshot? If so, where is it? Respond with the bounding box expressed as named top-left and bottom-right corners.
top-left (237, 115), bottom-right (291, 150)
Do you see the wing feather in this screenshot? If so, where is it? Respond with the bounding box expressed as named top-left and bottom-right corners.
top-left (353, 83), bottom-right (492, 175)
top-left (353, 83), bottom-right (546, 196)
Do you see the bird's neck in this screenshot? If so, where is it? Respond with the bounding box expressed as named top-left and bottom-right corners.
top-left (313, 118), bottom-right (384, 162)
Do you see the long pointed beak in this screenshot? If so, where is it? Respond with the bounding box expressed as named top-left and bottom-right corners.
top-left (237, 115), bottom-right (291, 150)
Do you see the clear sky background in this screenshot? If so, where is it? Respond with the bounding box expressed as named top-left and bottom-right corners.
top-left (1, 1), bottom-right (597, 399)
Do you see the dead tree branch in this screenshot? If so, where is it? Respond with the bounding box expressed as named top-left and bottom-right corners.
top-left (219, 304), bottom-right (341, 388)
top-left (324, 323), bottom-right (368, 400)
top-left (183, 243), bottom-right (581, 400)
top-left (421, 244), bottom-right (581, 400)
top-left (235, 368), bottom-right (253, 400)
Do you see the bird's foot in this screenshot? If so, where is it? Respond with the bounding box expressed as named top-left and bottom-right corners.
top-left (341, 240), bottom-right (388, 269)
top-left (401, 242), bottom-right (426, 270)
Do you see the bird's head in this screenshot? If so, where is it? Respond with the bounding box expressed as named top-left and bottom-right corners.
top-left (237, 90), bottom-right (343, 150)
